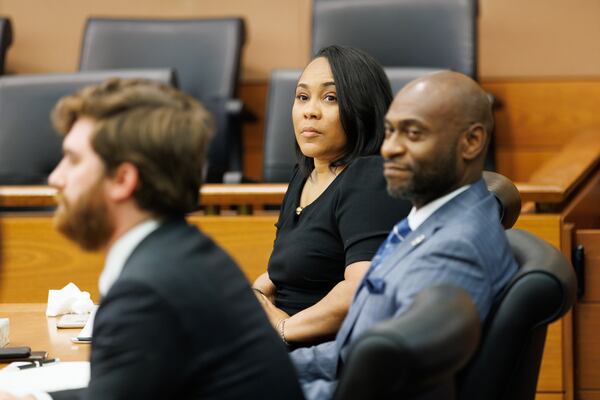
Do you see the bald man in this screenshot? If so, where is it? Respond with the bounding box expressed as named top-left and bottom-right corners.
top-left (290, 71), bottom-right (518, 400)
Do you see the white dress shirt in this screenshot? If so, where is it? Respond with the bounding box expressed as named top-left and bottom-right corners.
top-left (406, 185), bottom-right (471, 231)
top-left (98, 219), bottom-right (160, 297)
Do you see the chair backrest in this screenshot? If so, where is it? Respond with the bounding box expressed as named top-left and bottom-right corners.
top-left (0, 17), bottom-right (12, 75)
top-left (262, 69), bottom-right (301, 183)
top-left (482, 171), bottom-right (521, 230)
top-left (312, 0), bottom-right (478, 78)
top-left (262, 67), bottom-right (440, 182)
top-left (334, 286), bottom-right (481, 400)
top-left (0, 69), bottom-right (176, 185)
top-left (80, 18), bottom-right (244, 102)
top-left (79, 18), bottom-right (246, 182)
top-left (457, 229), bottom-right (577, 400)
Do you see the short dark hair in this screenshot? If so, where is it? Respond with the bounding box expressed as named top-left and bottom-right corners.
top-left (297, 45), bottom-right (393, 176)
top-left (52, 78), bottom-right (214, 217)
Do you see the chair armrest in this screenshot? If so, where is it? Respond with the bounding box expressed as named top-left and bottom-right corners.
top-left (334, 286), bottom-right (480, 400)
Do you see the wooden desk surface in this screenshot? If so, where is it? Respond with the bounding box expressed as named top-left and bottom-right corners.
top-left (0, 304), bottom-right (90, 363)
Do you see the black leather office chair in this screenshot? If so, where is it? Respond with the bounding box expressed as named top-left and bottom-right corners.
top-left (262, 67), bottom-right (439, 183)
top-left (0, 17), bottom-right (12, 75)
top-left (312, 0), bottom-right (477, 78)
top-left (0, 69), bottom-right (175, 186)
top-left (262, 69), bottom-right (300, 183)
top-left (334, 175), bottom-right (576, 400)
top-left (310, 0), bottom-right (500, 169)
top-left (79, 17), bottom-right (246, 183)
top-left (334, 285), bottom-right (481, 400)
top-left (457, 229), bottom-right (577, 400)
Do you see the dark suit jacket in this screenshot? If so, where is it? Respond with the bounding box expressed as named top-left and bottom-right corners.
top-left (52, 218), bottom-right (303, 400)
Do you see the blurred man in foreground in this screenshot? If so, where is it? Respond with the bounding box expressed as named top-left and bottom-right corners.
top-left (0, 79), bottom-right (303, 400)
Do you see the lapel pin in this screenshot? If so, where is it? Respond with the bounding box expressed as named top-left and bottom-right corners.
top-left (411, 234), bottom-right (426, 247)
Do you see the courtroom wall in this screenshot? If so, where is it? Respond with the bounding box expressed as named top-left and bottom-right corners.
top-left (2, 0), bottom-right (599, 80)
top-left (1, 0), bottom-right (598, 182)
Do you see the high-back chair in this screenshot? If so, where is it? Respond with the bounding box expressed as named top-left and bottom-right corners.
top-left (457, 229), bottom-right (577, 400)
top-left (333, 174), bottom-right (577, 400)
top-left (0, 17), bottom-right (13, 75)
top-left (262, 67), bottom-right (439, 183)
top-left (79, 17), bottom-right (246, 182)
top-left (312, 0), bottom-right (478, 78)
top-left (0, 69), bottom-right (175, 185)
top-left (309, 0), bottom-right (500, 169)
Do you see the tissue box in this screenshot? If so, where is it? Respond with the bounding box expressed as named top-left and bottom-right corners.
top-left (0, 318), bottom-right (8, 347)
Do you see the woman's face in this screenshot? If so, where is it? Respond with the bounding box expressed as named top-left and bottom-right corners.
top-left (292, 57), bottom-right (347, 164)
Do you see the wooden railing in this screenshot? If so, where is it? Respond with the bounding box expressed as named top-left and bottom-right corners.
top-left (515, 130), bottom-right (600, 207)
top-left (0, 184), bottom-right (288, 213)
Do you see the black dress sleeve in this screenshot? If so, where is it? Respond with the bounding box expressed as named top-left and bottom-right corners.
top-left (335, 156), bottom-right (412, 265)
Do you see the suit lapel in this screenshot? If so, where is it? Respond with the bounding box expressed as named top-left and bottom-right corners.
top-left (336, 224), bottom-right (437, 348)
top-left (337, 181), bottom-right (491, 349)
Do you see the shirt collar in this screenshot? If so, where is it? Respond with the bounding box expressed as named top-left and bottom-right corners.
top-left (98, 218), bottom-right (161, 297)
top-left (407, 184), bottom-right (471, 231)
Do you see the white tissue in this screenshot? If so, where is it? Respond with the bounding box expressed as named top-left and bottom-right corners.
top-left (46, 283), bottom-right (95, 317)
top-left (0, 318), bottom-right (8, 347)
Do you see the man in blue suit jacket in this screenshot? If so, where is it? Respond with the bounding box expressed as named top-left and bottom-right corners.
top-left (291, 71), bottom-right (518, 399)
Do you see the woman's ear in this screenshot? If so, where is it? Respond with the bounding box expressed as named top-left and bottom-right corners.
top-left (106, 162), bottom-right (140, 202)
top-left (461, 123), bottom-right (487, 161)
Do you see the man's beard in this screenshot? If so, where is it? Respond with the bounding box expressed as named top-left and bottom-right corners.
top-left (387, 149), bottom-right (460, 207)
top-left (54, 179), bottom-right (115, 251)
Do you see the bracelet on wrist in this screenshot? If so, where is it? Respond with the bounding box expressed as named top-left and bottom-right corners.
top-left (277, 319), bottom-right (289, 345)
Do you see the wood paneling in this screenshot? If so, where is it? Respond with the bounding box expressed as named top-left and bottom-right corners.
top-left (0, 214), bottom-right (104, 303)
top-left (576, 230), bottom-right (600, 302)
top-left (561, 225), bottom-right (575, 400)
top-left (579, 391), bottom-right (600, 400)
top-left (535, 394), bottom-right (563, 400)
top-left (514, 214), bottom-right (562, 249)
top-left (484, 81), bottom-right (600, 182)
top-left (537, 320), bottom-right (564, 391)
top-left (575, 303), bottom-right (600, 390)
top-left (0, 184), bottom-right (287, 209)
top-left (189, 214), bottom-right (277, 282)
top-left (239, 82), bottom-right (268, 181)
top-left (563, 171), bottom-right (600, 230)
top-left (496, 149), bottom-right (559, 183)
top-left (0, 213), bottom-right (277, 303)
top-left (478, 0), bottom-right (600, 79)
top-left (512, 213), bottom-right (577, 398)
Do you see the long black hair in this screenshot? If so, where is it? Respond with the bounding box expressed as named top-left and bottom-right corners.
top-left (297, 45), bottom-right (393, 176)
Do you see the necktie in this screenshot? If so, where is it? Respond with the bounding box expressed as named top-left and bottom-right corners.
top-left (390, 218), bottom-right (412, 244)
top-left (362, 218), bottom-right (412, 294)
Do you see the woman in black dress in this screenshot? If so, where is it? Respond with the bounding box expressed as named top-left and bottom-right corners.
top-left (253, 46), bottom-right (411, 345)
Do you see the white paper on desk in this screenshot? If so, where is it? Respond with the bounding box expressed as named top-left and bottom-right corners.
top-left (0, 361), bottom-right (90, 392)
top-left (76, 306), bottom-right (97, 340)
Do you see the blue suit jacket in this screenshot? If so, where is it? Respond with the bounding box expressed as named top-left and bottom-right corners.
top-left (291, 179), bottom-right (518, 400)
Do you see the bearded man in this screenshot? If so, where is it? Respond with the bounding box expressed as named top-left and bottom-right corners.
top-left (291, 71), bottom-right (518, 400)
top-left (0, 79), bottom-right (303, 400)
